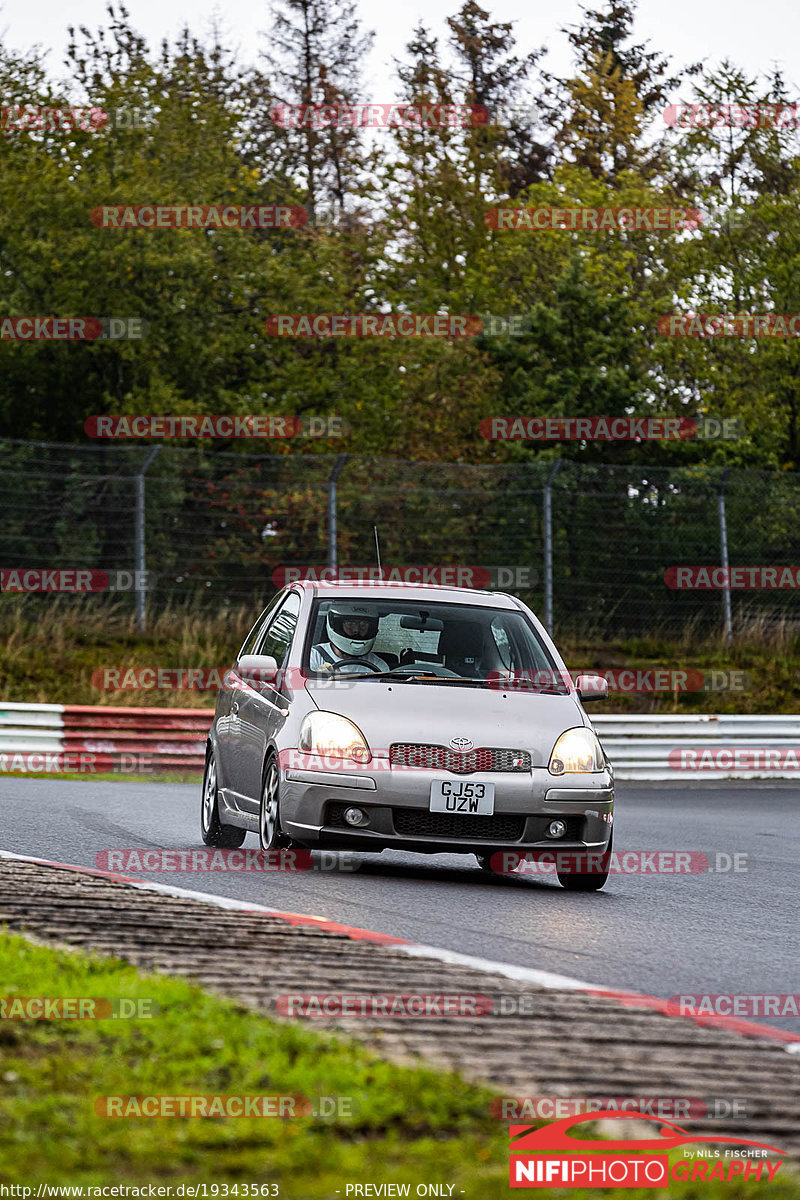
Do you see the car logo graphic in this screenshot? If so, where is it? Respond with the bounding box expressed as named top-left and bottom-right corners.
top-left (449, 737), bottom-right (473, 751)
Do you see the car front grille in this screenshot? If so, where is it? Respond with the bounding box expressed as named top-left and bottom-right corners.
top-left (390, 743), bottom-right (531, 774)
top-left (392, 809), bottom-right (526, 841)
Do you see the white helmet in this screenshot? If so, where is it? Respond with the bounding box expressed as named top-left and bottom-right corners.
top-left (326, 601), bottom-right (380, 657)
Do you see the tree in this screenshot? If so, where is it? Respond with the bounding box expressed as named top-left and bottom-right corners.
top-left (260, 0), bottom-right (374, 224)
top-left (446, 0), bottom-right (548, 196)
top-left (545, 0), bottom-right (699, 184)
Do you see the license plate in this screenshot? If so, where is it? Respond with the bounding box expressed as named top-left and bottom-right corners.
top-left (429, 780), bottom-right (495, 815)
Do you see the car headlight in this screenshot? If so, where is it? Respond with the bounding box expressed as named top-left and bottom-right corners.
top-left (549, 727), bottom-right (605, 775)
top-left (298, 712), bottom-right (371, 762)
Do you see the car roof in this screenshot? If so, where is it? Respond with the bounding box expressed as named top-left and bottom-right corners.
top-left (291, 579), bottom-right (523, 609)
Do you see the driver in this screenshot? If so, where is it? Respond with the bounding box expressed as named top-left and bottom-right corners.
top-left (310, 601), bottom-right (389, 674)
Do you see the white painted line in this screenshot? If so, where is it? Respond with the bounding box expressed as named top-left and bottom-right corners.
top-left (0, 849), bottom-right (326, 918)
top-left (397, 940), bottom-right (592, 990)
top-left (2, 848), bottom-right (799, 1050)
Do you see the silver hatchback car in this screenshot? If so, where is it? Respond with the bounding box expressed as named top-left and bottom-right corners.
top-left (201, 581), bottom-right (614, 889)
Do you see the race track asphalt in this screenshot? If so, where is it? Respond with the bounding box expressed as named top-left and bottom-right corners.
top-left (2, 778), bottom-right (798, 1032)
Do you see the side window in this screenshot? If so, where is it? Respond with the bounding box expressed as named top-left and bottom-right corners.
top-left (239, 592), bottom-right (284, 658)
top-left (490, 618), bottom-right (514, 669)
top-left (258, 592), bottom-right (301, 668)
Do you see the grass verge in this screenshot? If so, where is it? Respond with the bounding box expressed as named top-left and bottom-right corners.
top-left (2, 596), bottom-right (800, 713)
top-left (0, 932), bottom-right (797, 1197)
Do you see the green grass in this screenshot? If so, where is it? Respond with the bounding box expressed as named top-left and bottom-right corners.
top-left (2, 595), bottom-right (800, 713)
top-left (0, 933), bottom-right (798, 1197)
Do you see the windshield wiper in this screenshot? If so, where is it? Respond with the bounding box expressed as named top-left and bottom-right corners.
top-left (308, 669), bottom-right (424, 681)
top-left (318, 669), bottom-right (453, 682)
top-left (358, 669), bottom-right (433, 680)
top-left (341, 672), bottom-right (492, 685)
top-left (312, 670), bottom-right (569, 692)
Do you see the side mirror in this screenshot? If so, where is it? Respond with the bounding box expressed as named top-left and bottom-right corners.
top-left (575, 673), bottom-right (608, 701)
top-left (237, 653), bottom-right (279, 686)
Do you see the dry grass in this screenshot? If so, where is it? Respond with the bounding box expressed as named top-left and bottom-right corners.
top-left (1, 595), bottom-right (799, 712)
top-left (0, 596), bottom-right (251, 708)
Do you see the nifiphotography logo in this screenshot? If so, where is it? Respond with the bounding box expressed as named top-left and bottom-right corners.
top-left (508, 1112), bottom-right (785, 1187)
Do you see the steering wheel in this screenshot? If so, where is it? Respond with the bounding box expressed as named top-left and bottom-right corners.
top-left (392, 662), bottom-right (460, 677)
top-left (330, 658), bottom-right (384, 674)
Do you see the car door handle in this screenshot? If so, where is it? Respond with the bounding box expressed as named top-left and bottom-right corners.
top-left (231, 701), bottom-right (240, 716)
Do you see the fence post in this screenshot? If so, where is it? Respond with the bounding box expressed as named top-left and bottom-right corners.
top-left (543, 460), bottom-right (562, 634)
top-left (327, 455), bottom-right (348, 570)
top-left (134, 446), bottom-right (161, 633)
top-left (718, 467), bottom-right (733, 645)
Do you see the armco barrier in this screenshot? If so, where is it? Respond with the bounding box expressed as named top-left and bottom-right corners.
top-left (592, 713), bottom-right (800, 780)
top-left (0, 703), bottom-right (212, 772)
top-left (1, 703), bottom-right (799, 780)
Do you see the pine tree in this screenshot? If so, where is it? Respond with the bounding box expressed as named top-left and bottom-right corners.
top-left (545, 0), bottom-right (699, 183)
top-left (446, 0), bottom-right (548, 195)
top-left (261, 0), bottom-right (374, 224)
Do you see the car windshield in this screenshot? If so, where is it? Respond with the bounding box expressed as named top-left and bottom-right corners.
top-left (302, 597), bottom-right (570, 691)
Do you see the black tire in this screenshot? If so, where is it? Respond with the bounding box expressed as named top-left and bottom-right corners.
top-left (259, 756), bottom-right (292, 851)
top-left (557, 833), bottom-right (612, 892)
top-left (201, 748), bottom-right (246, 847)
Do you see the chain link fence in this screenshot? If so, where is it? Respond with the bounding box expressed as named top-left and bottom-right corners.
top-left (2, 438), bottom-right (799, 638)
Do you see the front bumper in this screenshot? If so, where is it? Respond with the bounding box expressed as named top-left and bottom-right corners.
top-left (279, 762), bottom-right (614, 854)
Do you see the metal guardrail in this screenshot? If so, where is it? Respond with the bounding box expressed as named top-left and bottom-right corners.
top-left (0, 702), bottom-right (210, 772)
top-left (592, 713), bottom-right (800, 780)
top-left (1, 703), bottom-right (798, 780)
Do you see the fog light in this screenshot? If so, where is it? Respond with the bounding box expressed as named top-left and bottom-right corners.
top-left (344, 807), bottom-right (368, 827)
top-left (547, 820), bottom-right (567, 839)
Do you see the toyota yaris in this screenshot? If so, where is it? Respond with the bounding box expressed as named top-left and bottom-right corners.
top-left (201, 581), bottom-right (614, 889)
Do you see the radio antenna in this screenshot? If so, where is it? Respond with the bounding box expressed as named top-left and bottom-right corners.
top-left (373, 525), bottom-right (382, 575)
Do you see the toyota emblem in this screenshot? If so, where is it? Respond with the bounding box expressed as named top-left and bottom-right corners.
top-left (449, 737), bottom-right (473, 751)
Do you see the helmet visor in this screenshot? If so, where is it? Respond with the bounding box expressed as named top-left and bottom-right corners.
top-left (328, 610), bottom-right (379, 642)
